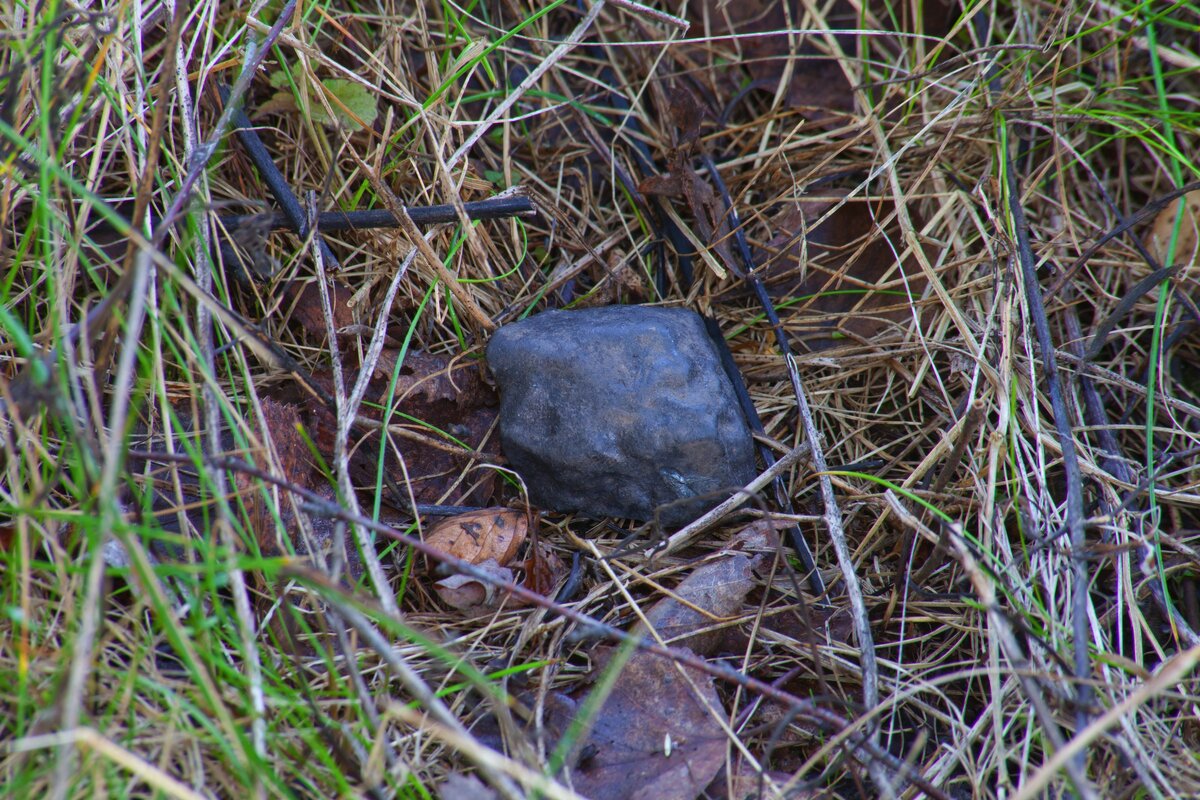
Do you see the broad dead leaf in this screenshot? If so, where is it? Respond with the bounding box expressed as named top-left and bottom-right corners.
top-left (424, 508), bottom-right (527, 567)
top-left (434, 559), bottom-right (515, 614)
top-left (522, 541), bottom-right (567, 598)
top-left (642, 553), bottom-right (757, 657)
top-left (282, 279), bottom-right (358, 341)
top-left (373, 349), bottom-right (477, 406)
top-left (545, 650), bottom-right (726, 800)
top-left (1144, 190), bottom-right (1200, 267)
top-left (750, 193), bottom-right (927, 350)
top-left (235, 398), bottom-right (365, 583)
top-left (691, 1), bottom-right (854, 125)
top-left (710, 765), bottom-right (806, 800)
top-left (640, 521), bottom-right (784, 656)
top-left (437, 773), bottom-right (498, 800)
top-left (288, 349), bottom-right (500, 509)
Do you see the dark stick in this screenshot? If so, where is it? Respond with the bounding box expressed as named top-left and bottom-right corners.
top-left (699, 154), bottom-right (827, 600)
top-left (1005, 153), bottom-right (1094, 769)
top-left (972, 12), bottom-right (1094, 791)
top-left (1044, 178), bottom-right (1200, 298)
top-left (216, 197), bottom-right (536, 234)
top-left (703, 315), bottom-right (827, 600)
top-left (156, 5), bottom-right (297, 241)
top-left (1062, 297), bottom-right (1200, 646)
top-left (217, 83), bottom-right (341, 270)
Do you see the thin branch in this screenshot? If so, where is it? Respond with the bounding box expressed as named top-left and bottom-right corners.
top-left (702, 154), bottom-right (827, 598)
top-left (218, 84), bottom-right (340, 270)
top-left (216, 196), bottom-right (536, 234)
top-left (1005, 148), bottom-right (1094, 781)
top-left (650, 441), bottom-right (811, 556)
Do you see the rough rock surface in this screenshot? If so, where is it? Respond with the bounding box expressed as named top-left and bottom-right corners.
top-left (486, 306), bottom-right (756, 528)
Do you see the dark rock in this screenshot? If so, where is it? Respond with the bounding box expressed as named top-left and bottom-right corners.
top-left (486, 306), bottom-right (756, 528)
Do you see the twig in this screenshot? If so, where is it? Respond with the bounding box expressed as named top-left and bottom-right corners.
top-left (649, 441), bottom-right (812, 557)
top-left (605, 0), bottom-right (689, 30)
top-left (1063, 295), bottom-right (1200, 646)
top-left (1005, 156), bottom-right (1094, 764)
top-left (197, 40), bottom-right (274, 799)
top-left (700, 154), bottom-right (870, 760)
top-left (1084, 264), bottom-right (1181, 360)
top-left (1011, 644), bottom-right (1200, 800)
top-left (312, 198), bottom-right (407, 618)
top-left (701, 146), bottom-right (876, 780)
top-left (702, 155), bottom-right (827, 598)
top-left (156, 5), bottom-right (297, 239)
top-left (787, 352), bottom-right (882, 748)
top-left (215, 196), bottom-right (536, 234)
top-left (218, 84), bottom-right (340, 270)
top-left (67, 2), bottom-right (297, 345)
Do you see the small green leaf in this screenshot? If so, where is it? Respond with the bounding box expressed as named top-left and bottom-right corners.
top-left (314, 79), bottom-right (378, 130)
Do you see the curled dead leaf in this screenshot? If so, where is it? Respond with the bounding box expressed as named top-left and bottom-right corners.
top-left (424, 508), bottom-right (527, 568)
top-left (1144, 190), bottom-right (1200, 267)
top-left (521, 541), bottom-right (567, 599)
top-left (434, 559), bottom-right (515, 614)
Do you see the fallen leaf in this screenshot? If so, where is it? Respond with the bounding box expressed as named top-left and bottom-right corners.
top-left (282, 279), bottom-right (358, 341)
top-left (642, 552), bottom-right (757, 657)
top-left (709, 765), bottom-right (805, 800)
top-left (749, 192), bottom-right (927, 350)
top-left (1144, 190), bottom-right (1200, 267)
top-left (639, 522), bottom-right (785, 656)
top-left (434, 559), bottom-right (515, 614)
top-left (288, 350), bottom-right (500, 509)
top-left (373, 349), bottom-right (479, 406)
top-left (313, 78), bottom-right (379, 130)
top-left (545, 650), bottom-right (726, 800)
top-left (260, 77), bottom-right (378, 131)
top-left (522, 541), bottom-right (567, 598)
top-left (424, 508), bottom-right (527, 568)
top-left (438, 773), bottom-right (498, 800)
top-left (234, 398), bottom-right (365, 584)
top-left (691, 1), bottom-right (854, 125)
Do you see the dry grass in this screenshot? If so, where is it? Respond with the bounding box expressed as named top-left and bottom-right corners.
top-left (3, 1), bottom-right (1200, 798)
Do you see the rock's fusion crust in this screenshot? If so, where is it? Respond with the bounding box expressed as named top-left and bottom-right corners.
top-left (486, 306), bottom-right (756, 528)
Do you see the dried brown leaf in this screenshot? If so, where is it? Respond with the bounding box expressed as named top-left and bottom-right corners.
top-left (1144, 190), bottom-right (1200, 267)
top-left (437, 773), bottom-right (498, 800)
top-left (642, 552), bottom-right (757, 657)
top-left (424, 508), bottom-right (527, 567)
top-left (545, 651), bottom-right (726, 800)
top-left (283, 279), bottom-right (357, 340)
top-left (755, 194), bottom-right (927, 350)
top-left (522, 541), bottom-right (567, 598)
top-left (289, 351), bottom-right (499, 508)
top-left (434, 559), bottom-right (515, 614)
